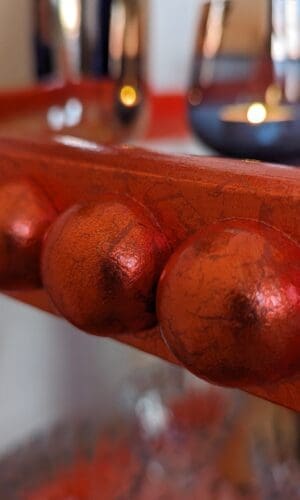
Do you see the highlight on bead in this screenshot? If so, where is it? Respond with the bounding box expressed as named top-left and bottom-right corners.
top-left (157, 220), bottom-right (300, 389)
top-left (42, 197), bottom-right (170, 336)
top-left (0, 180), bottom-right (56, 290)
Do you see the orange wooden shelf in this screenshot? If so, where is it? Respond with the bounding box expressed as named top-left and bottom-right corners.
top-left (0, 80), bottom-right (299, 412)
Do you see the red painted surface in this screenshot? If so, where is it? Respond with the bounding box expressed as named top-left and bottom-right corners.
top-left (158, 220), bottom-right (300, 389)
top-left (0, 81), bottom-right (298, 410)
top-left (0, 180), bottom-right (55, 290)
top-left (42, 197), bottom-right (170, 335)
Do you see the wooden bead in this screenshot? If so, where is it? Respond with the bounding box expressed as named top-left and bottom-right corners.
top-left (157, 220), bottom-right (300, 388)
top-left (0, 180), bottom-right (56, 290)
top-left (42, 198), bottom-right (169, 336)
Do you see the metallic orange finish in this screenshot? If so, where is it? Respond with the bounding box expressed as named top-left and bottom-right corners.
top-left (157, 220), bottom-right (300, 388)
top-left (0, 180), bottom-right (56, 290)
top-left (42, 198), bottom-right (169, 336)
top-left (0, 134), bottom-right (299, 410)
top-left (0, 82), bottom-right (299, 410)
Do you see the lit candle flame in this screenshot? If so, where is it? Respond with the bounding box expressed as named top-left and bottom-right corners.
top-left (247, 103), bottom-right (267, 124)
top-left (119, 85), bottom-right (138, 107)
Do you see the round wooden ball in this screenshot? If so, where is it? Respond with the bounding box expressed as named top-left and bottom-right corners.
top-left (0, 180), bottom-right (56, 290)
top-left (42, 198), bottom-right (169, 336)
top-left (157, 220), bottom-right (300, 388)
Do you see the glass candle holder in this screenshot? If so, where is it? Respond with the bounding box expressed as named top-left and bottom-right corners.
top-left (0, 362), bottom-right (258, 499)
top-left (188, 0), bottom-right (300, 162)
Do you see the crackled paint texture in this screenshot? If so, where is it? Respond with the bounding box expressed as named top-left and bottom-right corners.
top-left (158, 220), bottom-right (300, 389)
top-left (0, 83), bottom-right (299, 410)
top-left (0, 180), bottom-right (55, 290)
top-left (42, 198), bottom-right (169, 336)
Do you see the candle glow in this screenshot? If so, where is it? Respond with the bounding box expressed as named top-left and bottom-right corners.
top-left (247, 103), bottom-right (267, 124)
top-left (119, 85), bottom-right (138, 107)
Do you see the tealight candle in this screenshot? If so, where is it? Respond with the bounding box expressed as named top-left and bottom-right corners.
top-left (220, 102), bottom-right (293, 124)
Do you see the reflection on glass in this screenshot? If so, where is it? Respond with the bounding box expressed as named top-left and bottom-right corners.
top-left (47, 105), bottom-right (65, 130)
top-left (109, 0), bottom-right (127, 78)
top-left (33, 0), bottom-right (144, 133)
top-left (34, 0), bottom-right (145, 86)
top-left (34, 0), bottom-right (83, 80)
top-left (55, 135), bottom-right (102, 151)
top-left (57, 0), bottom-right (81, 37)
top-left (188, 0), bottom-right (300, 161)
top-left (64, 98), bottom-right (83, 126)
top-left (47, 97), bottom-right (83, 131)
top-left (56, 0), bottom-right (82, 77)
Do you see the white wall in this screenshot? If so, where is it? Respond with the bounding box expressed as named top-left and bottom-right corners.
top-left (147, 0), bottom-right (201, 92)
top-left (0, 293), bottom-right (154, 452)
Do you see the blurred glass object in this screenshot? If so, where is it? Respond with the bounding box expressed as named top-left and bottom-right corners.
top-left (34, 0), bottom-right (145, 82)
top-left (110, 0), bottom-right (144, 123)
top-left (188, 0), bottom-right (300, 161)
top-left (0, 362), bottom-right (259, 499)
top-left (34, 0), bottom-right (145, 127)
top-left (34, 0), bottom-right (83, 80)
top-left (47, 97), bottom-right (83, 130)
top-left (251, 398), bottom-right (300, 498)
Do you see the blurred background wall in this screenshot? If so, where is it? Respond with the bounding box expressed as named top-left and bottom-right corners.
top-left (0, 1), bottom-right (34, 88)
